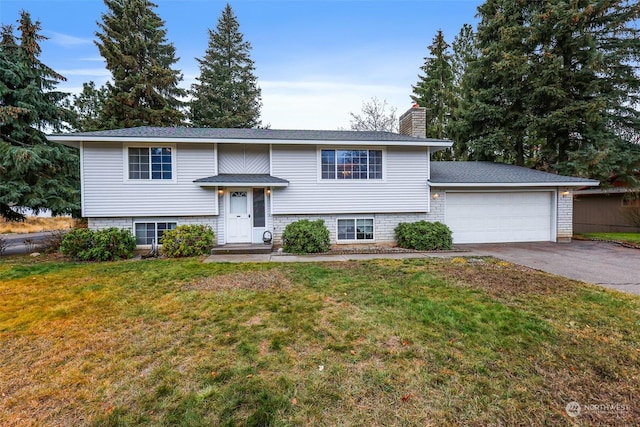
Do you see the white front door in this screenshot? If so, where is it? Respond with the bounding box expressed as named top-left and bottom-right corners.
top-left (226, 190), bottom-right (252, 243)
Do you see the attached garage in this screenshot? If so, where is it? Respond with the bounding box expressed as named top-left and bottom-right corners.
top-left (429, 162), bottom-right (600, 244)
top-left (444, 191), bottom-right (554, 244)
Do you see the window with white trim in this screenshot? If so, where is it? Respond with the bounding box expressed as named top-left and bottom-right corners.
top-left (134, 222), bottom-right (176, 245)
top-left (128, 147), bottom-right (173, 180)
top-left (337, 218), bottom-right (374, 241)
top-left (321, 149), bottom-right (383, 180)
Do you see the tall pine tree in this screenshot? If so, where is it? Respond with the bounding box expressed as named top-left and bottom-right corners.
top-left (0, 11), bottom-right (79, 220)
top-left (411, 30), bottom-right (457, 159)
top-left (528, 0), bottom-right (640, 181)
top-left (448, 24), bottom-right (479, 160)
top-left (190, 3), bottom-right (261, 128)
top-left (96, 0), bottom-right (185, 128)
top-left (68, 81), bottom-right (108, 132)
top-left (458, 0), bottom-right (640, 181)
top-left (458, 0), bottom-right (535, 166)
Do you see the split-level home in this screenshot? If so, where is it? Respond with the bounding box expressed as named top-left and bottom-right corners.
top-left (48, 106), bottom-right (598, 248)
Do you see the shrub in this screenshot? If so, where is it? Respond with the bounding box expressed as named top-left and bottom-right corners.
top-left (282, 219), bottom-right (330, 254)
top-left (40, 229), bottom-right (70, 254)
top-left (60, 228), bottom-right (94, 259)
top-left (161, 224), bottom-right (215, 257)
top-left (395, 220), bottom-right (453, 251)
top-left (60, 227), bottom-right (136, 261)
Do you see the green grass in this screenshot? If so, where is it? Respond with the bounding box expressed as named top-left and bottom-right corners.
top-left (1, 255), bottom-right (639, 426)
top-left (578, 232), bottom-right (640, 245)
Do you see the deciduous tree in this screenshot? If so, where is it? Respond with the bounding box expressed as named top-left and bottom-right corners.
top-left (349, 97), bottom-right (398, 132)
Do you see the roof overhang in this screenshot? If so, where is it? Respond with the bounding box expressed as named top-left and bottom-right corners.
top-left (428, 181), bottom-right (600, 188)
top-left (48, 135), bottom-right (453, 149)
top-left (194, 174), bottom-right (289, 188)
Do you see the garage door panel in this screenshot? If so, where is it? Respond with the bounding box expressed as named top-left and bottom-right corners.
top-left (445, 192), bottom-right (553, 244)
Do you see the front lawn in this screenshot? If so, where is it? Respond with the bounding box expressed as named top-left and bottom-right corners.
top-left (578, 232), bottom-right (640, 246)
top-left (1, 255), bottom-right (638, 426)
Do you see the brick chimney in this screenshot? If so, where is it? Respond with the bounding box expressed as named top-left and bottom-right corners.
top-left (399, 103), bottom-right (426, 138)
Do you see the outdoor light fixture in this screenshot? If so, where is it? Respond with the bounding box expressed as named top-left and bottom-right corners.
top-left (218, 189), bottom-right (224, 196)
top-left (561, 191), bottom-right (570, 197)
top-left (432, 193), bottom-right (440, 199)
top-left (266, 189), bottom-right (271, 195)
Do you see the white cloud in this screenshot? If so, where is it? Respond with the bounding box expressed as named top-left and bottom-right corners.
top-left (260, 80), bottom-right (411, 130)
top-left (58, 68), bottom-right (111, 77)
top-left (46, 31), bottom-right (93, 47)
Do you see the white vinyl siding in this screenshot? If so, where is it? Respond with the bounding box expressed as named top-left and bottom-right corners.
top-left (218, 143), bottom-right (269, 174)
top-left (271, 145), bottom-right (429, 214)
top-left (82, 142), bottom-right (217, 217)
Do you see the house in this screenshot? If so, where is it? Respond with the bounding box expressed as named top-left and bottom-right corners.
top-left (48, 106), bottom-right (598, 247)
top-left (573, 187), bottom-right (640, 233)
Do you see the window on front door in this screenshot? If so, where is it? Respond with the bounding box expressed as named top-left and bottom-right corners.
top-left (253, 188), bottom-right (265, 227)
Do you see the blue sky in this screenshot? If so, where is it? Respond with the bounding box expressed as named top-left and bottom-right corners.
top-left (1, 0), bottom-right (483, 129)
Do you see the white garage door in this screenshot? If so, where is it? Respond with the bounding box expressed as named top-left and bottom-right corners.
top-left (445, 192), bottom-right (554, 244)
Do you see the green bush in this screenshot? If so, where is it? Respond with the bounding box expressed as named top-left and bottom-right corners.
top-left (395, 220), bottom-right (453, 251)
top-left (282, 219), bottom-right (330, 254)
top-left (160, 224), bottom-right (215, 257)
top-left (59, 228), bottom-right (94, 259)
top-left (60, 227), bottom-right (136, 261)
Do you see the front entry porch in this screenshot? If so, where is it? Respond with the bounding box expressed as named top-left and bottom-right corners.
top-left (210, 243), bottom-right (273, 255)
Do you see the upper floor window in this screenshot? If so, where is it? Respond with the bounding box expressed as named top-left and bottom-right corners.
top-left (128, 147), bottom-right (172, 180)
top-left (321, 149), bottom-right (383, 180)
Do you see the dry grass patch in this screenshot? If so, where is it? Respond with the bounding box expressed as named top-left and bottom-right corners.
top-left (0, 217), bottom-right (76, 234)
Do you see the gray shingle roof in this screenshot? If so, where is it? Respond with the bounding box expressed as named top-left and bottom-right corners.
top-left (194, 174), bottom-right (289, 186)
top-left (430, 161), bottom-right (599, 186)
top-left (51, 126), bottom-right (449, 143)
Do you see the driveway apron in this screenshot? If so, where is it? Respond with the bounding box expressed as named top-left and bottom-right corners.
top-left (459, 240), bottom-right (640, 296)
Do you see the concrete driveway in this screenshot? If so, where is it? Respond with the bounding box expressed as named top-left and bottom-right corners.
top-left (460, 240), bottom-right (640, 296)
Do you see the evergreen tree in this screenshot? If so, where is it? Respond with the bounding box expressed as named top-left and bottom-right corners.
top-left (528, 0), bottom-right (640, 181)
top-left (458, 0), bottom-right (640, 181)
top-left (95, 0), bottom-right (185, 128)
top-left (68, 81), bottom-right (108, 132)
top-left (0, 12), bottom-right (79, 221)
top-left (458, 0), bottom-right (535, 166)
top-left (448, 24), bottom-right (479, 160)
top-left (190, 3), bottom-right (261, 128)
top-left (411, 30), bottom-right (457, 158)
top-left (451, 24), bottom-right (477, 89)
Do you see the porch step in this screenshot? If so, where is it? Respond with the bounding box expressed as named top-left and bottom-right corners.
top-left (211, 243), bottom-right (273, 255)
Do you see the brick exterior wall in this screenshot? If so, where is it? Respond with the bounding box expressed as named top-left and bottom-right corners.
top-left (425, 188), bottom-right (445, 223)
top-left (399, 106), bottom-right (427, 138)
top-left (89, 216), bottom-right (220, 244)
top-left (272, 212), bottom-right (438, 246)
top-left (557, 187), bottom-right (573, 241)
